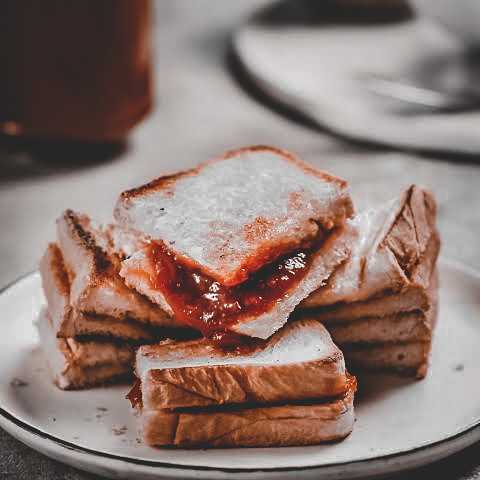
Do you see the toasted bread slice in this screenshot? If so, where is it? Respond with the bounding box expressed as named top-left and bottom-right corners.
top-left (344, 342), bottom-right (432, 379)
top-left (135, 319), bottom-right (349, 410)
top-left (326, 309), bottom-right (432, 345)
top-left (40, 243), bottom-right (156, 342)
top-left (302, 185), bottom-right (439, 307)
top-left (37, 309), bottom-right (133, 389)
top-left (311, 271), bottom-right (437, 378)
top-left (120, 224), bottom-right (354, 339)
top-left (340, 296), bottom-right (437, 379)
top-left (100, 223), bottom-right (149, 261)
top-left (115, 146), bottom-right (353, 287)
top-left (302, 286), bottom-right (429, 322)
top-left (56, 210), bottom-right (177, 327)
top-left (308, 267), bottom-right (438, 325)
top-left (140, 383), bottom-right (355, 448)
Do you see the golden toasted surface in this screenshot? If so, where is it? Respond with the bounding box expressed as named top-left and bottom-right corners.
top-left (302, 185), bottom-right (439, 308)
top-left (141, 381), bottom-right (356, 448)
top-left (137, 319), bottom-right (348, 409)
top-left (115, 145), bottom-right (353, 286)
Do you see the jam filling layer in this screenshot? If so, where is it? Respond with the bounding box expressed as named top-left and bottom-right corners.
top-left (142, 235), bottom-right (323, 347)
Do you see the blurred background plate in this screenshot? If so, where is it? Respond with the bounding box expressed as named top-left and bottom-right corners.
top-left (233, 0), bottom-right (480, 156)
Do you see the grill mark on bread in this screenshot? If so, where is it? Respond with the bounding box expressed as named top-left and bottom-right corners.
top-left (120, 170), bottom-right (198, 202)
top-left (48, 243), bottom-right (71, 297)
top-left (382, 186), bottom-right (438, 281)
top-left (63, 209), bottom-right (112, 275)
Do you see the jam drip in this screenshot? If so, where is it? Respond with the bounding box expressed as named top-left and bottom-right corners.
top-left (145, 238), bottom-right (320, 347)
top-left (126, 378), bottom-right (143, 409)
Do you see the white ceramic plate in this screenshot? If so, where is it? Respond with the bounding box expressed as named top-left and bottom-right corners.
top-left (0, 260), bottom-right (479, 480)
top-left (233, 8), bottom-right (480, 156)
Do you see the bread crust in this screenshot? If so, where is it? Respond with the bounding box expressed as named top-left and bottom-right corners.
top-left (344, 341), bottom-right (432, 379)
top-left (56, 210), bottom-right (177, 327)
top-left (341, 294), bottom-right (438, 379)
top-left (37, 309), bottom-right (134, 389)
top-left (302, 286), bottom-right (429, 321)
top-left (138, 319), bottom-right (348, 409)
top-left (115, 146), bottom-right (354, 287)
top-left (304, 264), bottom-right (438, 327)
top-left (303, 185), bottom-right (439, 308)
top-left (141, 383), bottom-right (355, 448)
top-left (40, 243), bottom-right (157, 342)
top-left (143, 357), bottom-right (347, 409)
top-left (327, 310), bottom-right (432, 345)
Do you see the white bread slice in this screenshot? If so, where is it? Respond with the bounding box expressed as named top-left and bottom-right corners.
top-left (303, 287), bottom-right (429, 323)
top-left (100, 223), bottom-right (149, 261)
top-left (326, 310), bottom-right (432, 345)
top-left (56, 210), bottom-right (177, 327)
top-left (309, 267), bottom-right (438, 326)
top-left (302, 185), bottom-right (439, 308)
top-left (135, 319), bottom-right (349, 410)
top-left (37, 309), bottom-right (133, 389)
top-left (340, 295), bottom-right (437, 379)
top-left (140, 383), bottom-right (355, 448)
top-left (344, 342), bottom-right (432, 379)
top-left (115, 146), bottom-right (353, 287)
top-left (121, 224), bottom-right (354, 340)
top-left (312, 271), bottom-right (437, 378)
top-left (40, 243), bottom-right (155, 342)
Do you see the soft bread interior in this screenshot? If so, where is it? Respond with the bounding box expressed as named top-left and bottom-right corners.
top-left (115, 146), bottom-right (353, 287)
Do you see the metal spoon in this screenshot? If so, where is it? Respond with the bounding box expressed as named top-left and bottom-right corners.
top-left (361, 73), bottom-right (480, 112)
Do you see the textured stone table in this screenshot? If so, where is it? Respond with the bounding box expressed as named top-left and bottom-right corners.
top-left (0, 1), bottom-right (479, 479)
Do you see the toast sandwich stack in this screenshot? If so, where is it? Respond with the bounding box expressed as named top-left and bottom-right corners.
top-left (38, 210), bottom-right (186, 389)
top-left (130, 319), bottom-right (356, 448)
top-left (299, 186), bottom-right (440, 378)
top-left (113, 146), bottom-right (358, 446)
top-left (37, 145), bottom-right (441, 449)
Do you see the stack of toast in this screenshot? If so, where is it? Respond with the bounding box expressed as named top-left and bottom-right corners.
top-left (299, 185), bottom-right (439, 378)
top-left (131, 319), bottom-right (356, 447)
top-left (39, 210), bottom-right (186, 389)
top-left (37, 146), bottom-right (440, 448)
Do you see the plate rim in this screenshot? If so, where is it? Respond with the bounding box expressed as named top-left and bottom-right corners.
top-left (231, 14), bottom-right (480, 158)
top-left (0, 259), bottom-right (479, 475)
